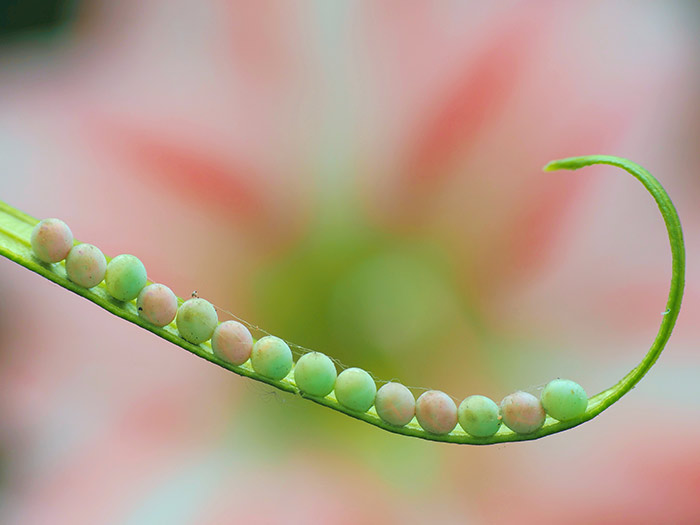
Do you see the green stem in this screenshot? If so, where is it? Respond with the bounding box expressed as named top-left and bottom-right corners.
top-left (0, 155), bottom-right (685, 444)
top-left (542, 155), bottom-right (685, 420)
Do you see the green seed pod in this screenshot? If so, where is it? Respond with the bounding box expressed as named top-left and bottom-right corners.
top-left (65, 243), bottom-right (107, 288)
top-left (458, 395), bottom-right (502, 438)
top-left (334, 367), bottom-right (376, 413)
top-left (251, 336), bottom-right (293, 380)
top-left (375, 382), bottom-right (415, 427)
top-left (415, 390), bottom-right (457, 435)
top-left (500, 391), bottom-right (546, 434)
top-left (541, 379), bottom-right (588, 422)
top-left (176, 297), bottom-right (218, 345)
top-left (137, 283), bottom-right (178, 327)
top-left (31, 218), bottom-right (73, 263)
top-left (211, 320), bottom-right (253, 366)
top-left (105, 254), bottom-right (147, 302)
top-left (293, 352), bottom-right (337, 397)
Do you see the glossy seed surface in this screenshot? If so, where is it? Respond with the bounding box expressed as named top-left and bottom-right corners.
top-left (137, 283), bottom-right (178, 327)
top-left (375, 382), bottom-right (415, 427)
top-left (105, 254), bottom-right (148, 301)
top-left (65, 243), bottom-right (107, 288)
top-left (176, 297), bottom-right (218, 344)
top-left (293, 352), bottom-right (337, 397)
top-left (334, 368), bottom-right (376, 413)
top-left (31, 218), bottom-right (73, 263)
top-left (415, 390), bottom-right (458, 435)
top-left (541, 379), bottom-right (588, 422)
top-left (211, 320), bottom-right (254, 366)
top-left (251, 336), bottom-right (293, 380)
top-left (500, 391), bottom-right (546, 434)
top-left (458, 395), bottom-right (502, 437)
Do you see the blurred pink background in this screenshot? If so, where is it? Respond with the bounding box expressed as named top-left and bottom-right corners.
top-left (1, 1), bottom-right (699, 524)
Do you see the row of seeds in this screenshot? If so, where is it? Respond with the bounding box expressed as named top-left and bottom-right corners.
top-left (31, 218), bottom-right (589, 438)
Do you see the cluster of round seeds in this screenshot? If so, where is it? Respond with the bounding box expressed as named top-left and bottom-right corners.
top-left (494, 379), bottom-right (588, 436)
top-left (30, 217), bottom-right (590, 439)
top-left (29, 219), bottom-right (209, 345)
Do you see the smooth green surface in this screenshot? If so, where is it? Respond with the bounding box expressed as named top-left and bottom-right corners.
top-left (176, 298), bottom-right (218, 344)
top-left (334, 367), bottom-right (376, 413)
top-left (105, 254), bottom-right (148, 302)
top-left (251, 336), bottom-right (293, 380)
top-left (541, 379), bottom-right (588, 422)
top-left (0, 155), bottom-right (686, 445)
top-left (458, 395), bottom-right (502, 438)
top-left (293, 352), bottom-right (337, 397)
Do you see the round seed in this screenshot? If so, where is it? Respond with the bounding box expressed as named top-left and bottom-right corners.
top-left (31, 218), bottom-right (73, 263)
top-left (375, 382), bottom-right (415, 427)
top-left (211, 320), bottom-right (254, 366)
top-left (137, 283), bottom-right (178, 327)
top-left (65, 243), bottom-right (107, 288)
top-left (458, 395), bottom-right (502, 438)
top-left (500, 391), bottom-right (546, 434)
top-left (415, 390), bottom-right (458, 435)
top-left (176, 297), bottom-right (218, 344)
top-left (541, 379), bottom-right (588, 422)
top-left (105, 254), bottom-right (147, 302)
top-left (251, 336), bottom-right (293, 380)
top-left (293, 352), bottom-right (337, 397)
top-left (334, 367), bottom-right (376, 413)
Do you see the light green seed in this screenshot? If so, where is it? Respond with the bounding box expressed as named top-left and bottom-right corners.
top-left (293, 352), bottom-right (337, 397)
top-left (458, 395), bottom-right (502, 438)
top-left (334, 367), bottom-right (376, 413)
top-left (137, 283), bottom-right (178, 327)
top-left (375, 382), bottom-right (415, 427)
top-left (541, 379), bottom-right (588, 422)
top-left (251, 336), bottom-right (293, 380)
top-left (105, 254), bottom-right (147, 301)
top-left (176, 297), bottom-right (218, 344)
top-left (65, 243), bottom-right (107, 288)
top-left (500, 391), bottom-right (546, 435)
top-left (31, 218), bottom-right (73, 263)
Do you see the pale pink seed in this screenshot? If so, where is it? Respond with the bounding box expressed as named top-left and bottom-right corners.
top-left (375, 382), bottom-right (416, 427)
top-left (211, 320), bottom-right (254, 366)
top-left (137, 284), bottom-right (178, 327)
top-left (31, 218), bottom-right (73, 263)
top-left (500, 391), bottom-right (546, 434)
top-left (415, 390), bottom-right (458, 435)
